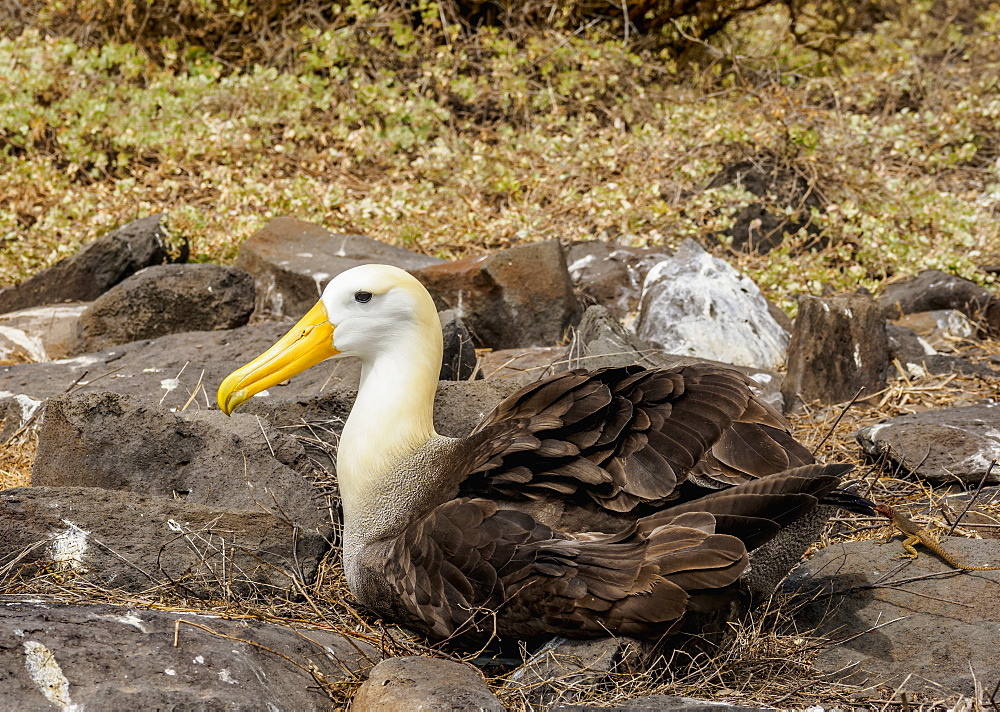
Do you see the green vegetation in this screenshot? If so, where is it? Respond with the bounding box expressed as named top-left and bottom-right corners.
top-left (1, 1), bottom-right (998, 311)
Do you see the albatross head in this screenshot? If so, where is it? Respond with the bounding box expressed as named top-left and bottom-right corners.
top-left (217, 263), bottom-right (442, 415)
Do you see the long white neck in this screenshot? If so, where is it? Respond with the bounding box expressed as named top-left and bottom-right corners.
top-left (336, 315), bottom-right (443, 528)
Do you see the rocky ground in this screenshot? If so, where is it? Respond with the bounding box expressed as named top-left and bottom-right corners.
top-left (2, 216), bottom-right (1000, 710)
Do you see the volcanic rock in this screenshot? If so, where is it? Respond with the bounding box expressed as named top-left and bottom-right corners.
top-left (0, 487), bottom-right (329, 595)
top-left (0, 598), bottom-right (377, 710)
top-left (352, 656), bottom-right (503, 712)
top-left (855, 405), bottom-right (1000, 484)
top-left (74, 264), bottom-right (256, 353)
top-left (785, 538), bottom-right (1000, 696)
top-left (236, 217), bottom-right (443, 320)
top-left (413, 240), bottom-right (579, 350)
top-left (782, 292), bottom-right (889, 410)
top-left (0, 214), bottom-right (180, 315)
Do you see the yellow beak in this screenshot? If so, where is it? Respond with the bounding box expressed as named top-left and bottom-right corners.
top-left (217, 301), bottom-right (338, 415)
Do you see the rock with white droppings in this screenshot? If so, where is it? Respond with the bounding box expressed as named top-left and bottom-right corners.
top-left (236, 216), bottom-right (444, 320)
top-left (781, 292), bottom-right (888, 411)
top-left (855, 405), bottom-right (1000, 484)
top-left (565, 240), bottom-right (672, 319)
top-left (636, 240), bottom-right (789, 371)
top-left (878, 268), bottom-right (1000, 337)
top-left (0, 321), bottom-right (363, 413)
top-left (0, 487), bottom-right (330, 595)
top-left (886, 323), bottom-right (1000, 379)
top-left (578, 304), bottom-right (786, 411)
top-left (352, 656), bottom-right (503, 712)
top-left (0, 598), bottom-right (379, 710)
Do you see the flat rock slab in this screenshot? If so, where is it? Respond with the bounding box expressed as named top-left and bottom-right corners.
top-left (785, 538), bottom-right (1000, 696)
top-left (352, 656), bottom-right (503, 711)
top-left (0, 214), bottom-right (181, 315)
top-left (0, 487), bottom-right (329, 596)
top-left (31, 391), bottom-right (330, 531)
top-left (74, 264), bottom-right (255, 353)
top-left (0, 598), bottom-right (378, 711)
top-left (636, 240), bottom-right (789, 371)
top-left (855, 405), bottom-right (1000, 484)
top-left (0, 321), bottom-right (363, 418)
top-left (236, 216), bottom-right (444, 319)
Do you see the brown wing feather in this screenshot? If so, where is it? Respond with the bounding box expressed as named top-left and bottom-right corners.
top-left (462, 364), bottom-right (812, 514)
top-left (375, 497), bottom-right (751, 642)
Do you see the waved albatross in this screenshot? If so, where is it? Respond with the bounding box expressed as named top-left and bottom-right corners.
top-left (218, 263), bottom-right (869, 642)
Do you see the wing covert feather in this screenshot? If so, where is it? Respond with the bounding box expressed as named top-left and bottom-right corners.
top-left (460, 364), bottom-right (812, 513)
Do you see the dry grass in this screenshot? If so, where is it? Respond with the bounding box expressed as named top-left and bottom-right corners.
top-left (0, 430), bottom-right (35, 490)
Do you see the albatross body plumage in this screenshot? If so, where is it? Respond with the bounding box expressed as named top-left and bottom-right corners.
top-left (218, 263), bottom-right (867, 642)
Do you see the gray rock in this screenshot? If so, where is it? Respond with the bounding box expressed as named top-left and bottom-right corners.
top-left (887, 322), bottom-right (999, 378)
top-left (577, 304), bottom-right (660, 369)
top-left (855, 405), bottom-right (1000, 484)
top-left (352, 656), bottom-right (503, 712)
top-left (579, 305), bottom-right (785, 412)
top-left (784, 538), bottom-right (1000, 696)
top-left (781, 292), bottom-right (888, 411)
top-left (894, 308), bottom-right (978, 344)
top-left (0, 598), bottom-right (378, 711)
top-left (74, 264), bottom-right (255, 353)
top-left (879, 269), bottom-right (1000, 336)
top-left (565, 241), bottom-right (672, 318)
top-left (439, 310), bottom-right (477, 381)
top-left (0, 487), bottom-right (330, 595)
top-left (636, 240), bottom-right (789, 371)
top-left (413, 240), bottom-right (580, 350)
top-left (505, 637), bottom-right (650, 708)
top-left (0, 394), bottom-right (43, 441)
top-left (0, 303), bottom-right (88, 364)
top-left (0, 321), bottom-right (363, 413)
top-left (31, 391), bottom-right (330, 532)
top-left (0, 215), bottom-right (181, 315)
top-left (886, 323), bottom-right (937, 363)
top-left (236, 217), bottom-right (444, 320)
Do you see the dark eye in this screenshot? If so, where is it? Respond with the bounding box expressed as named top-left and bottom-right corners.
top-left (354, 290), bottom-right (372, 303)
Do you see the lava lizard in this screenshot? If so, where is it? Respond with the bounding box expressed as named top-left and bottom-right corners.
top-left (875, 503), bottom-right (1000, 571)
